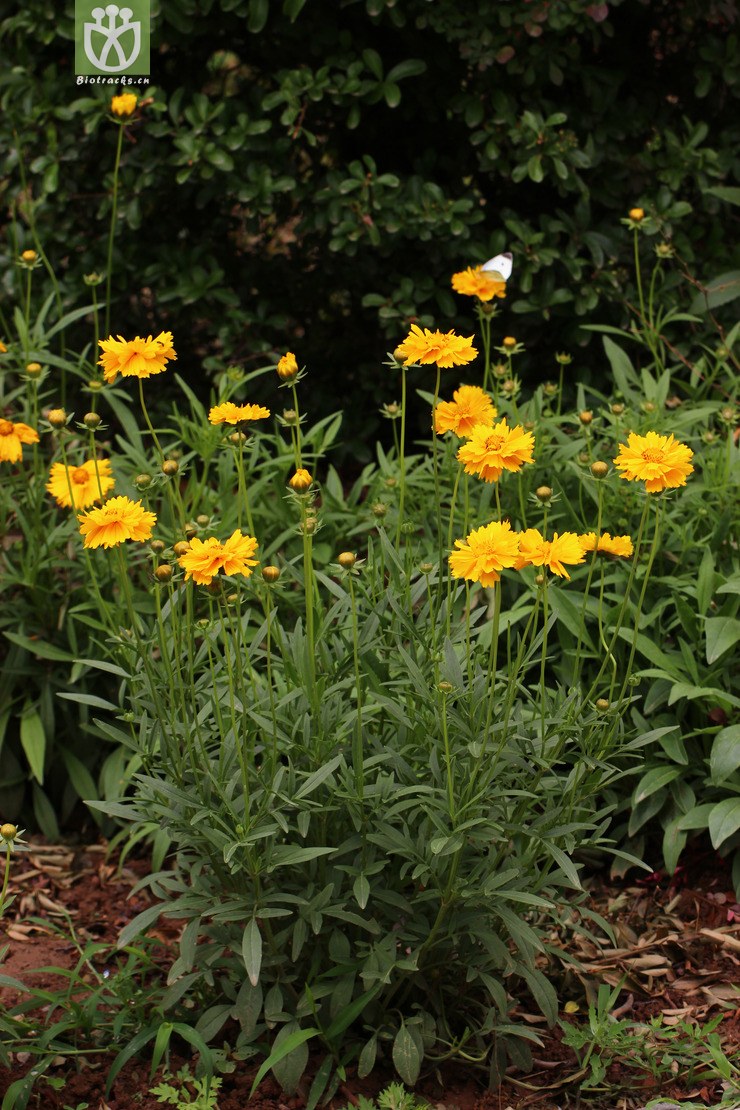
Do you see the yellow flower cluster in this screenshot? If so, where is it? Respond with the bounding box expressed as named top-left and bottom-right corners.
top-left (396, 325), bottom-right (477, 369)
top-left (178, 531), bottom-right (259, 585)
top-left (450, 523), bottom-right (588, 585)
top-left (209, 402), bottom-right (271, 426)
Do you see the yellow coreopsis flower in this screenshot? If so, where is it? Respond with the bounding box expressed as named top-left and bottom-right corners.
top-left (47, 458), bottom-right (115, 509)
top-left (579, 532), bottom-right (634, 559)
top-left (78, 496), bottom-right (156, 549)
top-left (516, 529), bottom-right (585, 580)
top-left (98, 332), bottom-right (177, 384)
top-left (0, 340), bottom-right (7, 354)
top-left (449, 520), bottom-right (520, 587)
top-left (111, 92), bottom-right (138, 118)
top-left (277, 352), bottom-right (299, 381)
top-left (451, 267), bottom-right (506, 303)
top-left (434, 385), bottom-right (497, 438)
top-left (208, 402), bottom-right (271, 425)
top-left (0, 418), bottom-right (40, 463)
top-left (395, 325), bottom-right (478, 369)
top-left (289, 468), bottom-right (313, 492)
top-left (178, 531), bottom-right (258, 585)
top-left (456, 418), bottom-right (535, 482)
top-left (613, 431), bottom-right (694, 493)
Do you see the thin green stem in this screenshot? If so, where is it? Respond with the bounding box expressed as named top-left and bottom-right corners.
top-left (104, 125), bottom-right (125, 338)
top-left (396, 364), bottom-right (407, 546)
top-left (348, 573), bottom-right (364, 801)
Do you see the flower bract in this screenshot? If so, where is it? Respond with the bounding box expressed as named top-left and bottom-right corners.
top-left (395, 325), bottom-right (477, 369)
top-left (178, 531), bottom-right (258, 585)
top-left (613, 431), bottom-right (694, 492)
top-left (209, 402), bottom-right (271, 425)
top-left (435, 385), bottom-right (496, 438)
top-left (579, 532), bottom-right (634, 559)
top-left (456, 418), bottom-right (535, 482)
top-left (449, 519), bottom-right (520, 587)
top-left (0, 418), bottom-right (39, 463)
top-left (78, 496), bottom-right (156, 549)
top-left (517, 529), bottom-right (585, 579)
top-left (98, 332), bottom-right (177, 384)
top-left (47, 458), bottom-right (115, 509)
top-left (451, 267), bottom-right (506, 302)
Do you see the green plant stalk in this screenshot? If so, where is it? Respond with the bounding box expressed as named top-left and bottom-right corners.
top-left (539, 573), bottom-right (549, 743)
top-left (440, 690), bottom-right (455, 824)
top-left (0, 843), bottom-right (12, 915)
top-left (348, 572), bottom-right (364, 801)
top-left (396, 363), bottom-right (407, 546)
top-left (444, 463), bottom-right (464, 637)
top-left (614, 497), bottom-right (664, 706)
top-left (478, 307), bottom-right (492, 394)
top-left (302, 510), bottom-right (317, 706)
top-left (262, 585), bottom-right (279, 773)
top-left (431, 365), bottom-right (445, 626)
top-left (236, 434), bottom-right (256, 534)
top-left (572, 482), bottom-right (604, 683)
top-left (481, 582), bottom-right (502, 740)
top-left (290, 382), bottom-right (303, 467)
top-left (104, 124), bottom-right (125, 338)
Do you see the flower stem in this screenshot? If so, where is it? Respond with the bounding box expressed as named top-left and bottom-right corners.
top-left (396, 364), bottom-right (407, 546)
top-left (104, 125), bottom-right (124, 338)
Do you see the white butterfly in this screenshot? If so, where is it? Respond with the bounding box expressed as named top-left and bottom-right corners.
top-left (481, 252), bottom-right (513, 282)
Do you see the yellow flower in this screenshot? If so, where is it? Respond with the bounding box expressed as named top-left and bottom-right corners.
top-left (579, 532), bottom-right (634, 559)
top-left (451, 267), bottom-right (506, 303)
top-left (629, 207), bottom-right (645, 222)
top-left (449, 520), bottom-right (520, 587)
top-left (434, 385), bottom-right (496, 438)
top-left (208, 401), bottom-right (271, 425)
top-left (111, 92), bottom-right (138, 118)
top-left (0, 418), bottom-right (40, 463)
top-left (395, 325), bottom-right (478, 369)
top-left (516, 529), bottom-right (585, 579)
top-left (277, 352), bottom-right (299, 381)
top-left (78, 496), bottom-right (156, 549)
top-left (20, 249), bottom-right (37, 263)
top-left (456, 418), bottom-right (535, 482)
top-left (289, 468), bottom-right (313, 492)
top-left (178, 531), bottom-right (258, 585)
top-left (98, 332), bottom-right (177, 384)
top-left (47, 458), bottom-right (115, 509)
top-left (613, 431), bottom-right (694, 493)
top-left (0, 341), bottom-right (7, 354)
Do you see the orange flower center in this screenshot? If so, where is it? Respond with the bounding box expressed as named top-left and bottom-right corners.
top-left (485, 433), bottom-right (506, 452)
top-left (72, 467), bottom-right (90, 484)
top-left (641, 448), bottom-right (664, 463)
top-left (0, 420), bottom-right (14, 436)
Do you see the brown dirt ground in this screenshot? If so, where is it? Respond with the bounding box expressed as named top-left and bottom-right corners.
top-left (1, 838), bottom-right (740, 1109)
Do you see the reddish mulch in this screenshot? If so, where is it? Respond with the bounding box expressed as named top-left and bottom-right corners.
top-left (2, 838), bottom-right (740, 1108)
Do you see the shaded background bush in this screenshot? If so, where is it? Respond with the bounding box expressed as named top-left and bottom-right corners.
top-left (1, 0), bottom-right (739, 453)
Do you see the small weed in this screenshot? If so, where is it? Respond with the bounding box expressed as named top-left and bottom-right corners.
top-left (150, 1066), bottom-right (221, 1109)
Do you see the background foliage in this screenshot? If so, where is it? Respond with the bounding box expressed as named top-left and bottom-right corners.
top-left (1, 0), bottom-right (739, 449)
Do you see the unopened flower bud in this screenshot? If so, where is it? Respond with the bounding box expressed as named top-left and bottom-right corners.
top-left (150, 539), bottom-right (165, 554)
top-left (393, 345), bottom-right (406, 363)
top-left (719, 406), bottom-right (735, 424)
top-left (438, 681), bottom-right (454, 694)
top-left (338, 551), bottom-right (356, 569)
top-left (535, 573), bottom-right (546, 586)
top-left (502, 336), bottom-right (517, 351)
top-left (185, 522), bottom-right (198, 540)
top-left (155, 564), bottom-right (173, 583)
top-left (628, 207), bottom-right (645, 222)
top-left (555, 352), bottom-right (572, 366)
top-left (579, 410), bottom-right (593, 425)
top-left (535, 485), bottom-right (552, 503)
top-left (229, 431), bottom-right (248, 444)
top-left (384, 476), bottom-right (397, 488)
top-left (595, 698), bottom-right (610, 712)
top-left (372, 502), bottom-right (388, 517)
top-left (302, 517), bottom-right (317, 534)
top-left (135, 473), bottom-right (152, 490)
top-left (196, 514), bottom-right (210, 527)
top-left (702, 430), bottom-right (716, 445)
top-left (382, 402), bottom-right (400, 418)
top-left (162, 459), bottom-right (179, 476)
top-left (0, 823), bottom-right (18, 842)
top-left (87, 379), bottom-right (103, 391)
top-left (21, 249), bottom-right (38, 263)
top-left (83, 411), bottom-right (101, 429)
top-left (276, 351), bottom-right (299, 381)
top-left (173, 541), bottom-right (190, 557)
top-left (610, 402), bottom-right (625, 415)
top-left (206, 580), bottom-right (222, 595)
top-left (420, 562), bottom-right (434, 574)
top-left (591, 461), bottom-right (609, 479)
top-left (282, 408), bottom-right (298, 425)
top-left (47, 408), bottom-right (67, 428)
top-left (655, 242), bottom-right (674, 259)
top-left (493, 362), bottom-right (508, 378)
top-left (641, 400), bottom-right (656, 414)
top-left (543, 381), bottom-right (558, 397)
top-left (401, 521), bottom-right (415, 535)
top-left (262, 565), bottom-right (281, 583)
top-left (289, 468), bottom-right (312, 493)
top-left (480, 301), bottom-right (497, 317)
top-left (25, 362), bottom-right (42, 378)
top-left (83, 271), bottom-right (104, 286)
top-left (502, 378), bottom-right (517, 395)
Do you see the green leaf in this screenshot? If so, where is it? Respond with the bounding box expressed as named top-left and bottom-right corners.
top-left (3, 631), bottom-right (74, 662)
top-left (633, 766), bottom-right (683, 805)
top-left (690, 270), bottom-right (740, 313)
top-left (20, 705), bottom-right (46, 783)
top-left (353, 873), bottom-right (370, 909)
top-left (708, 799), bottom-right (740, 850)
top-left (696, 548), bottom-right (716, 614)
top-left (663, 816), bottom-right (687, 875)
top-left (32, 783), bottom-right (59, 838)
top-left (242, 918), bottom-right (262, 987)
top-left (710, 725), bottom-right (740, 784)
top-left (705, 185), bottom-right (740, 206)
top-left (706, 617), bottom-right (740, 665)
top-left (271, 1021), bottom-right (310, 1095)
top-left (57, 691), bottom-right (119, 711)
top-left (384, 83), bottom-right (401, 108)
top-left (386, 59), bottom-right (427, 83)
top-left (392, 1023), bottom-right (421, 1086)
top-left (602, 336), bottom-right (637, 398)
top-left (358, 1035), bottom-right (378, 1079)
top-left (521, 966), bottom-right (558, 1025)
top-left (250, 1027), bottom-right (319, 1096)
top-left (248, 0), bottom-right (269, 32)
top-left (60, 746), bottom-right (98, 803)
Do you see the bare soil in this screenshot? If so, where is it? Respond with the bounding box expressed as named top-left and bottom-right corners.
top-left (2, 838), bottom-right (740, 1109)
